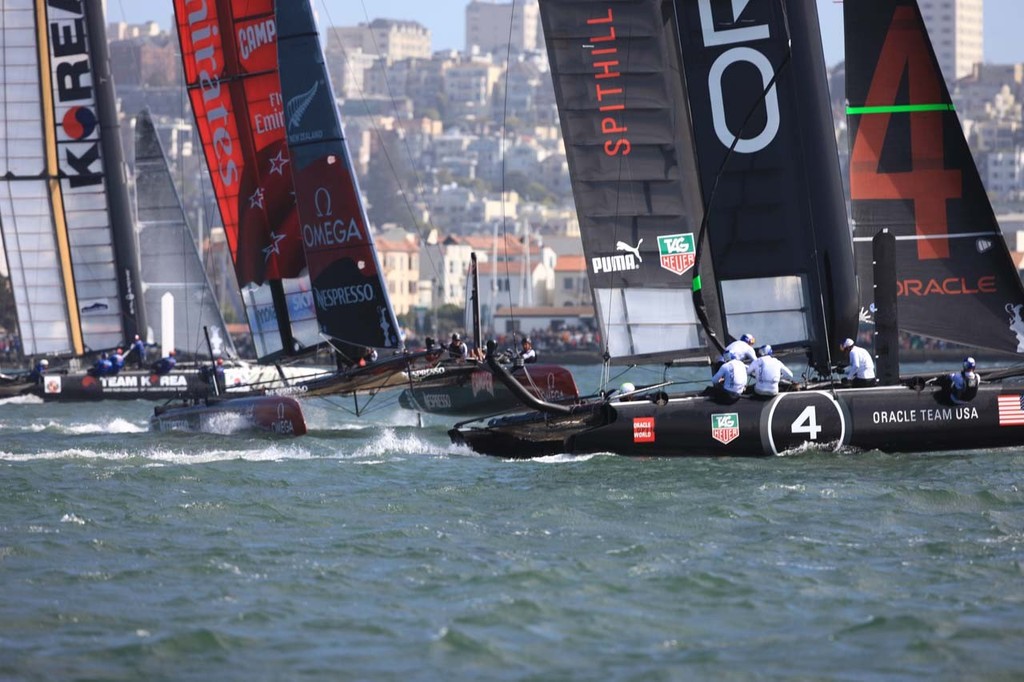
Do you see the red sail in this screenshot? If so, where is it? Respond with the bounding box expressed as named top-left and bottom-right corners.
top-left (174, 0), bottom-right (303, 287)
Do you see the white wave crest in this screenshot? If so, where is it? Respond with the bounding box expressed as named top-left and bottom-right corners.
top-left (65, 418), bottom-right (146, 435)
top-left (526, 453), bottom-right (602, 464)
top-left (0, 394), bottom-right (43, 406)
top-left (0, 444), bottom-right (314, 465)
top-left (351, 427), bottom-right (450, 459)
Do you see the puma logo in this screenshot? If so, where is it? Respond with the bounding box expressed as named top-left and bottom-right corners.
top-left (615, 239), bottom-right (643, 263)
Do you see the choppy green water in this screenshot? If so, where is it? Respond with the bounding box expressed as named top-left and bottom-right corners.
top-left (2, 364), bottom-right (1024, 680)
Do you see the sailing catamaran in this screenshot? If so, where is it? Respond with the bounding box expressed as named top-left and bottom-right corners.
top-left (449, 0), bottom-right (1024, 458)
top-left (0, 0), bottom-right (225, 401)
top-left (171, 0), bottom-right (443, 410)
top-left (397, 253), bottom-right (580, 416)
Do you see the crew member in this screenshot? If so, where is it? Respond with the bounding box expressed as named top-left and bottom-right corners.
top-left (708, 351), bottom-right (747, 404)
top-left (712, 333), bottom-right (757, 372)
top-left (448, 333), bottom-right (468, 360)
top-left (91, 352), bottom-right (113, 377)
top-left (28, 358), bottom-right (48, 385)
top-left (941, 356), bottom-right (980, 404)
top-left (520, 338), bottom-right (538, 364)
top-left (152, 349), bottom-right (177, 375)
top-left (840, 338), bottom-right (876, 388)
top-left (214, 357), bottom-right (226, 394)
top-left (724, 333), bottom-right (757, 365)
top-left (110, 348), bottom-right (125, 374)
top-left (129, 335), bottom-right (147, 369)
top-left (748, 345), bottom-right (794, 397)
top-left (358, 347), bottom-right (378, 367)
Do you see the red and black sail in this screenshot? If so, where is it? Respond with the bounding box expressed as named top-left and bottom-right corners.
top-left (846, 0), bottom-right (1024, 355)
top-left (174, 0), bottom-right (319, 360)
top-left (275, 0), bottom-right (401, 352)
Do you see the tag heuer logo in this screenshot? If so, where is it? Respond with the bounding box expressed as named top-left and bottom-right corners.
top-left (633, 417), bottom-right (655, 443)
top-left (711, 412), bottom-right (739, 445)
top-left (657, 233), bottom-right (696, 276)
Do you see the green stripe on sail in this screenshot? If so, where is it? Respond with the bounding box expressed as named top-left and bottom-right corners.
top-left (692, 275), bottom-right (702, 293)
top-left (846, 103), bottom-right (955, 115)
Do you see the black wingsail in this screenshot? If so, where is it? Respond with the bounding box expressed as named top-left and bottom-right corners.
top-left (540, 0), bottom-right (857, 370)
top-left (539, 0), bottom-right (723, 365)
top-left (276, 0), bottom-right (402, 360)
top-left (845, 0), bottom-right (1024, 355)
top-left (673, 0), bottom-right (857, 371)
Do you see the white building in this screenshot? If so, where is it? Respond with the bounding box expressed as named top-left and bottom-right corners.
top-left (919, 0), bottom-right (983, 84)
top-left (465, 0), bottom-right (541, 54)
top-left (987, 148), bottom-right (1024, 198)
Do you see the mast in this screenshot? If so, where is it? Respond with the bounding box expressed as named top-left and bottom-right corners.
top-left (471, 253), bottom-right (482, 349)
top-left (85, 0), bottom-right (146, 343)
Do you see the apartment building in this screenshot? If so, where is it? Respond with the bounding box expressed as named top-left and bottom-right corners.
top-left (919, 0), bottom-right (983, 83)
top-left (465, 0), bottom-right (540, 54)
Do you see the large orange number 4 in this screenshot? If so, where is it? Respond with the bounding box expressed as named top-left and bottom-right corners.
top-left (849, 7), bottom-right (961, 260)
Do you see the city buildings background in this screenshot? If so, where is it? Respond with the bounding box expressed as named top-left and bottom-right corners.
top-left (3, 0), bottom-right (1022, 356)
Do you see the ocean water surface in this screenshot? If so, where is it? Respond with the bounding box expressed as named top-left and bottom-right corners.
top-left (2, 363), bottom-right (1023, 680)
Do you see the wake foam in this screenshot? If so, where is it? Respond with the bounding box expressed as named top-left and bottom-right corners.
top-left (350, 427), bottom-right (458, 460)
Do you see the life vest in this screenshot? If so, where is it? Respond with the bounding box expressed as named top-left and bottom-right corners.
top-left (955, 371), bottom-right (979, 401)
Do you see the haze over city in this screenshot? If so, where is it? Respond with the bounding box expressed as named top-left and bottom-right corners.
top-left (113, 0), bottom-right (1022, 68)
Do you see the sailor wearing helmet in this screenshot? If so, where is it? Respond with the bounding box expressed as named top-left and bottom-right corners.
top-left (447, 333), bottom-right (468, 360)
top-left (748, 344), bottom-right (794, 397)
top-left (708, 350), bottom-right (747, 404)
top-left (723, 333), bottom-right (757, 365)
top-left (840, 337), bottom-right (876, 387)
top-left (940, 356), bottom-right (980, 404)
top-left (29, 358), bottom-right (49, 385)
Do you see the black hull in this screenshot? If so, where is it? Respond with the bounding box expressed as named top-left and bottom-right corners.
top-left (450, 383), bottom-right (1024, 458)
top-left (397, 362), bottom-right (579, 416)
top-left (35, 369), bottom-right (216, 402)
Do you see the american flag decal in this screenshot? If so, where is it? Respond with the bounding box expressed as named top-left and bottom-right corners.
top-left (997, 394), bottom-right (1024, 426)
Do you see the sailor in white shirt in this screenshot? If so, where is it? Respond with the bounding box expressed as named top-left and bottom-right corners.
top-left (709, 351), bottom-right (747, 404)
top-left (748, 345), bottom-right (794, 397)
top-left (840, 337), bottom-right (876, 387)
top-left (723, 333), bottom-right (757, 365)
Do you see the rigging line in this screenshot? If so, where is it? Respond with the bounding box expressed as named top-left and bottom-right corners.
top-left (318, 0), bottom-right (444, 283)
top-left (686, 17), bottom-right (793, 363)
top-left (498, 0), bottom-right (520, 345)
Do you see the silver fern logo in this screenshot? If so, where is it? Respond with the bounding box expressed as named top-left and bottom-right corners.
top-left (287, 80), bottom-right (320, 130)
